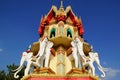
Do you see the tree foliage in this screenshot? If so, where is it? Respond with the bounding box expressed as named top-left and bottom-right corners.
top-left (0, 64), bottom-right (25, 80)
top-left (0, 70), bottom-right (6, 80)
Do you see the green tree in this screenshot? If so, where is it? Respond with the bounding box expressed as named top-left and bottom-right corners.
top-left (0, 64), bottom-right (25, 80)
top-left (0, 70), bottom-right (6, 80)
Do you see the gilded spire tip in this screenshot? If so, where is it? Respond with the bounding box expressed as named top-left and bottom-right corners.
top-left (60, 0), bottom-right (63, 8)
top-left (59, 0), bottom-right (64, 11)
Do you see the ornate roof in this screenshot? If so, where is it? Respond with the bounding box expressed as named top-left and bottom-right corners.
top-left (38, 2), bottom-right (84, 37)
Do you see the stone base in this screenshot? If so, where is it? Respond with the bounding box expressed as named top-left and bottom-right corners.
top-left (67, 68), bottom-right (88, 74)
top-left (21, 74), bottom-right (99, 80)
top-left (21, 68), bottom-right (99, 80)
top-left (34, 67), bottom-right (55, 74)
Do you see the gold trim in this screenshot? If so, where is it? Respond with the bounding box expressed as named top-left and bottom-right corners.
top-left (21, 73), bottom-right (100, 80)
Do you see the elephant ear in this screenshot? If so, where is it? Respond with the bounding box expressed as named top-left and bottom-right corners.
top-left (31, 41), bottom-right (40, 56)
top-left (83, 42), bottom-right (91, 56)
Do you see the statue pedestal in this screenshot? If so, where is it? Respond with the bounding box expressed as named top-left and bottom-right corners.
top-left (21, 74), bottom-right (99, 80)
top-left (21, 68), bottom-right (99, 80)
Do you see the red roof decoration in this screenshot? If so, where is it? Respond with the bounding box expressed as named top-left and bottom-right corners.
top-left (38, 5), bottom-right (84, 37)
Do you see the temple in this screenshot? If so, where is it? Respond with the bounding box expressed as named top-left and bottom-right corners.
top-left (14, 2), bottom-right (106, 80)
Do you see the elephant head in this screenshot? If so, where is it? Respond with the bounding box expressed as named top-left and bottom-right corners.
top-left (13, 52), bottom-right (33, 78)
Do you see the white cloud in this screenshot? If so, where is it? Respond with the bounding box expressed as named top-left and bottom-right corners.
top-left (0, 48), bottom-right (3, 52)
top-left (102, 68), bottom-right (120, 80)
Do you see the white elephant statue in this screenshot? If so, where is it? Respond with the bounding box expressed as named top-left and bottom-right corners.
top-left (13, 51), bottom-right (40, 78)
top-left (71, 37), bottom-right (86, 68)
top-left (36, 37), bottom-right (48, 57)
top-left (13, 37), bottom-right (53, 78)
top-left (75, 37), bottom-right (87, 63)
top-left (35, 37), bottom-right (48, 67)
top-left (39, 41), bottom-right (54, 67)
top-left (44, 41), bottom-right (54, 67)
top-left (83, 52), bottom-right (106, 77)
top-left (36, 37), bottom-right (54, 67)
top-left (71, 40), bottom-right (79, 68)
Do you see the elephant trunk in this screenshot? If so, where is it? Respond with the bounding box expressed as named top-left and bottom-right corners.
top-left (14, 66), bottom-right (23, 78)
top-left (14, 56), bottom-right (25, 78)
top-left (98, 65), bottom-right (106, 78)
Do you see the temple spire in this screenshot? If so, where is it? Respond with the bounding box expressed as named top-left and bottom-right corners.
top-left (59, 1), bottom-right (64, 11)
top-left (60, 1), bottom-right (63, 8)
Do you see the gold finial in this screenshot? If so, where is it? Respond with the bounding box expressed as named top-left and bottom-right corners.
top-left (60, 0), bottom-right (63, 8)
top-left (59, 0), bottom-right (64, 11)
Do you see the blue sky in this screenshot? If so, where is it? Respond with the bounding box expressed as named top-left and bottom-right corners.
top-left (0, 0), bottom-right (120, 80)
